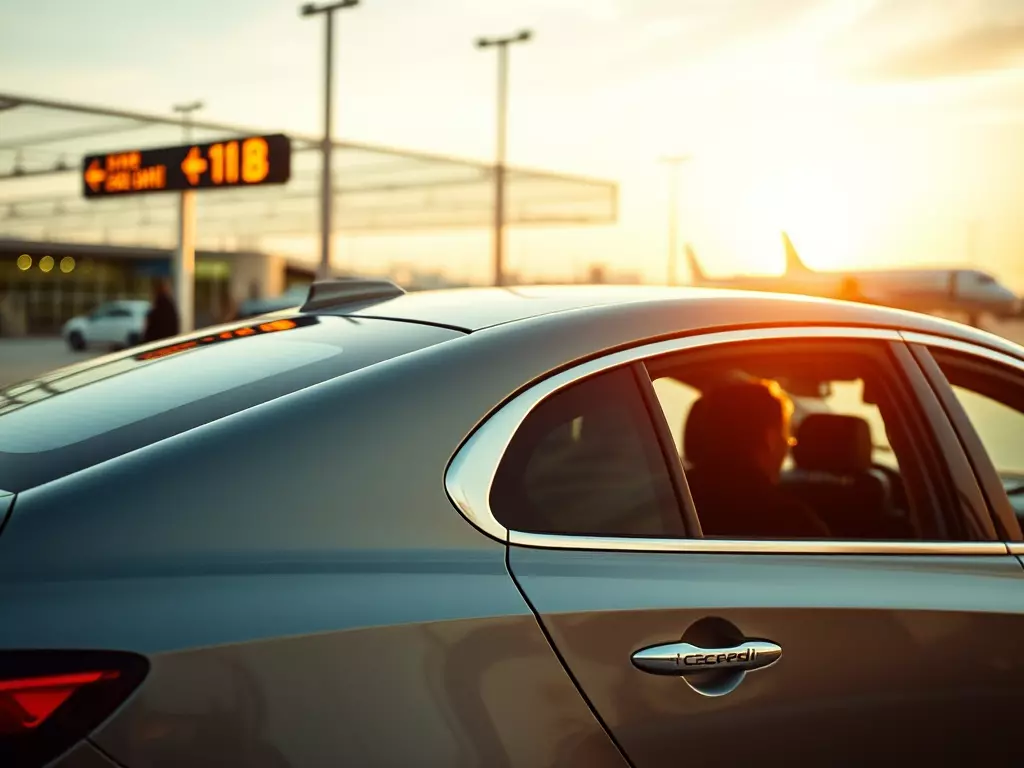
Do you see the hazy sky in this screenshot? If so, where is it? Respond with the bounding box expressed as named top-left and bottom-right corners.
top-left (5, 0), bottom-right (1024, 286)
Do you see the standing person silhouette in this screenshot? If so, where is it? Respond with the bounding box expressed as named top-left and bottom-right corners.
top-left (143, 277), bottom-right (180, 343)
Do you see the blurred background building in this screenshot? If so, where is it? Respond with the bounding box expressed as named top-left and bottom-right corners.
top-left (0, 93), bottom-right (619, 335)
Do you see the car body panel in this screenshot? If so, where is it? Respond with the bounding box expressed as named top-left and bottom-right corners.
top-left (90, 615), bottom-right (626, 768)
top-left (510, 547), bottom-right (1024, 767)
top-left (7, 285), bottom-right (1024, 766)
top-left (51, 741), bottom-right (123, 768)
top-left (0, 316), bottom-right (464, 493)
top-left (0, 334), bottom-right (627, 764)
top-left (0, 539), bottom-right (624, 766)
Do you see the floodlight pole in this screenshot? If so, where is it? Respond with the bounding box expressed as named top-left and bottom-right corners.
top-left (661, 155), bottom-right (690, 286)
top-left (477, 29), bottom-right (532, 287)
top-left (302, 0), bottom-right (360, 280)
top-left (173, 100), bottom-right (204, 333)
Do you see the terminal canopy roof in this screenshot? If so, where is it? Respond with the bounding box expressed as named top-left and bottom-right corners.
top-left (0, 93), bottom-right (617, 251)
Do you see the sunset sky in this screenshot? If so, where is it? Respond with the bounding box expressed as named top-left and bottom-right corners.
top-left (4, 0), bottom-right (1024, 287)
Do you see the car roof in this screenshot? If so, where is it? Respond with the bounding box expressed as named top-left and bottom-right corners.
top-left (0, 313), bottom-right (463, 493)
top-left (345, 285), bottom-right (691, 329)
top-left (341, 284), bottom-right (1024, 359)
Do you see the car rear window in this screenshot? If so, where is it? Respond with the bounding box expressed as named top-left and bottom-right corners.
top-left (0, 314), bottom-right (463, 492)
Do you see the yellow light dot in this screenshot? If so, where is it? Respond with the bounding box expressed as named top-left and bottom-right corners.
top-left (60, 256), bottom-right (76, 273)
top-left (16, 254), bottom-right (32, 271)
top-left (39, 255), bottom-right (54, 273)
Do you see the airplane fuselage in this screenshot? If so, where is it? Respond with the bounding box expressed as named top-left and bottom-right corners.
top-left (695, 268), bottom-right (1019, 318)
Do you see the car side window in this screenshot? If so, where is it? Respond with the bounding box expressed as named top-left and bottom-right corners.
top-left (930, 350), bottom-right (1024, 520)
top-left (490, 365), bottom-right (686, 538)
top-left (646, 338), bottom-right (963, 541)
top-left (108, 308), bottom-right (132, 318)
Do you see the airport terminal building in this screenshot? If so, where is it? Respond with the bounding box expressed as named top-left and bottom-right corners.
top-left (0, 238), bottom-right (314, 335)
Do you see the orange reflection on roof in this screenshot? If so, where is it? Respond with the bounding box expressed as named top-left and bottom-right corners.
top-left (132, 315), bottom-right (318, 362)
top-left (258, 319), bottom-right (297, 333)
top-left (137, 340), bottom-right (199, 361)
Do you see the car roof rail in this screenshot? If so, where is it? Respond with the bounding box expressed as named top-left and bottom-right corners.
top-left (299, 277), bottom-right (406, 313)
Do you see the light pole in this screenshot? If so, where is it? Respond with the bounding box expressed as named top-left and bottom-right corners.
top-left (173, 100), bottom-right (204, 142)
top-left (661, 155), bottom-right (690, 285)
top-left (477, 29), bottom-right (532, 287)
top-left (301, 0), bottom-right (360, 280)
top-left (171, 100), bottom-right (204, 333)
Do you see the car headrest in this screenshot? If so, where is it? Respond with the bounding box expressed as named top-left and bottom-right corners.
top-left (792, 413), bottom-right (872, 474)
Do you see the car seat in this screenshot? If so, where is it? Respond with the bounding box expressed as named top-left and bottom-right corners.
top-left (781, 413), bottom-right (910, 539)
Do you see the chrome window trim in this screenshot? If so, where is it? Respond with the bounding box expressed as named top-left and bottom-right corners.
top-left (445, 325), bottom-right (1008, 555)
top-left (900, 331), bottom-right (1024, 373)
top-left (510, 531), bottom-right (1007, 555)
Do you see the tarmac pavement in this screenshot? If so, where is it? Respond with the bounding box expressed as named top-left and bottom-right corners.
top-left (0, 337), bottom-right (102, 388)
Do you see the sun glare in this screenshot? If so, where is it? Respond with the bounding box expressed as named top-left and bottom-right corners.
top-left (721, 101), bottom-right (894, 276)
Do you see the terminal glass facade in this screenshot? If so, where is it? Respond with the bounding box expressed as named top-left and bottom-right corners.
top-left (0, 248), bottom-right (231, 335)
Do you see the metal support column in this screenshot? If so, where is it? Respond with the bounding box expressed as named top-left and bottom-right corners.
top-left (175, 190), bottom-right (196, 333)
top-left (172, 100), bottom-right (203, 332)
top-left (300, 0), bottom-right (361, 280)
top-left (477, 29), bottom-right (532, 287)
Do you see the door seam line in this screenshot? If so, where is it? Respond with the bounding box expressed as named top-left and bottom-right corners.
top-left (503, 545), bottom-right (637, 768)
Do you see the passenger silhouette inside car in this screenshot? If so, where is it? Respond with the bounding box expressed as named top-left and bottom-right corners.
top-left (684, 378), bottom-right (831, 538)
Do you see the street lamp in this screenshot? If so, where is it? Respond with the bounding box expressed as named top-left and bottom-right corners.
top-left (301, 0), bottom-right (361, 280)
top-left (476, 28), bottom-right (532, 287)
top-left (661, 154), bottom-right (691, 285)
top-left (172, 100), bottom-right (204, 142)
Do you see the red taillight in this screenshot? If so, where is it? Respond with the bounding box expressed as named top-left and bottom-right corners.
top-left (0, 671), bottom-right (120, 734)
top-left (0, 652), bottom-right (148, 768)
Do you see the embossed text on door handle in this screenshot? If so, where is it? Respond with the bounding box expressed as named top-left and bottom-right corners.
top-left (631, 640), bottom-right (783, 676)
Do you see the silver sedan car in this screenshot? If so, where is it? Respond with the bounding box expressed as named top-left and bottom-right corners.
top-left (3, 280), bottom-right (1024, 767)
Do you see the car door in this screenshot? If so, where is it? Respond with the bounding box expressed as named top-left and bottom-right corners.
top-left (97, 305), bottom-right (139, 346)
top-left (450, 326), bottom-right (1024, 767)
top-left (86, 304), bottom-right (120, 345)
top-left (113, 305), bottom-right (140, 344)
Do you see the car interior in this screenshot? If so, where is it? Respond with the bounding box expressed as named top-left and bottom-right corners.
top-left (653, 349), bottom-right (922, 540)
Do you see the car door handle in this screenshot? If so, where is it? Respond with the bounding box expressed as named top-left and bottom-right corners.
top-left (631, 639), bottom-right (783, 677)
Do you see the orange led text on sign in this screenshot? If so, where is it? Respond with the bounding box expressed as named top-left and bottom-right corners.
top-left (195, 137), bottom-right (269, 186)
top-left (86, 151), bottom-right (167, 194)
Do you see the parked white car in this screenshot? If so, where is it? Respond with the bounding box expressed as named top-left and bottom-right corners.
top-left (62, 300), bottom-right (151, 351)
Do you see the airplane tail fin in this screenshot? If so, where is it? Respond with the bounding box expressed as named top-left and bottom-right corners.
top-left (782, 232), bottom-right (812, 275)
top-left (684, 244), bottom-right (707, 284)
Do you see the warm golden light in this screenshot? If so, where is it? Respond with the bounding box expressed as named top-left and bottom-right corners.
top-left (138, 340), bottom-right (199, 361)
top-left (59, 256), bottom-right (76, 274)
top-left (16, 254), bottom-right (31, 271)
top-left (39, 255), bottom-right (54, 273)
top-left (258, 319), bottom-right (297, 333)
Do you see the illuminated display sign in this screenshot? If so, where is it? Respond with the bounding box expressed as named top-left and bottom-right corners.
top-left (82, 134), bottom-right (291, 198)
top-left (135, 316), bottom-right (317, 361)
